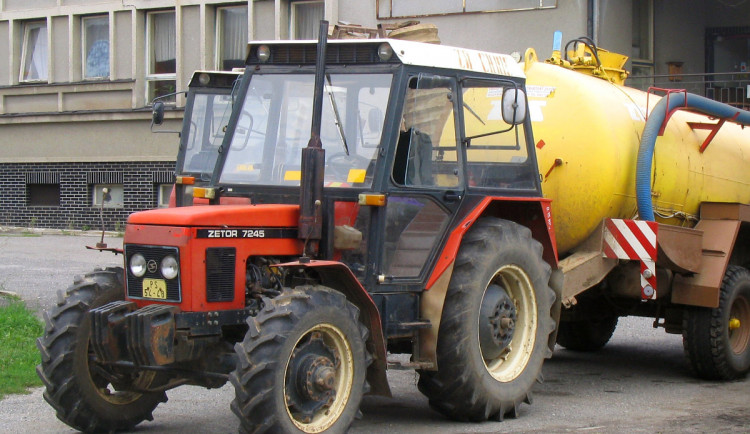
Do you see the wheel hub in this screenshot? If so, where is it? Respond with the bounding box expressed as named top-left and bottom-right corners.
top-left (479, 283), bottom-right (517, 360)
top-left (286, 331), bottom-right (340, 422)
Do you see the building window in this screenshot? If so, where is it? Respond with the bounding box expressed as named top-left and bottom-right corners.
top-left (217, 6), bottom-right (248, 70)
top-left (27, 184), bottom-right (60, 207)
top-left (20, 21), bottom-right (48, 82)
top-left (92, 184), bottom-right (124, 208)
top-left (83, 16), bottom-right (110, 79)
top-left (146, 11), bottom-right (177, 103)
top-left (157, 184), bottom-right (173, 207)
top-left (291, 1), bottom-right (324, 40)
top-left (631, 0), bottom-right (654, 87)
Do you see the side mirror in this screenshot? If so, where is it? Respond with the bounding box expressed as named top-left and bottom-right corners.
top-left (152, 101), bottom-right (165, 126)
top-left (502, 88), bottom-right (527, 125)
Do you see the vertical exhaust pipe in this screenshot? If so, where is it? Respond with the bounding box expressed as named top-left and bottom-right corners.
top-left (298, 20), bottom-right (329, 258)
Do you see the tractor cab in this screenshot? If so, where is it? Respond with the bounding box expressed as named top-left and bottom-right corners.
top-left (153, 70), bottom-right (241, 206)
top-left (198, 39), bottom-right (542, 294)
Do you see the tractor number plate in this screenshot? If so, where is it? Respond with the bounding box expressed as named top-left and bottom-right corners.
top-left (142, 278), bottom-right (167, 300)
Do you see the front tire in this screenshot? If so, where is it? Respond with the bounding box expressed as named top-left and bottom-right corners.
top-left (36, 267), bottom-right (166, 432)
top-left (683, 265), bottom-right (750, 380)
top-left (230, 285), bottom-right (370, 434)
top-left (418, 218), bottom-right (555, 421)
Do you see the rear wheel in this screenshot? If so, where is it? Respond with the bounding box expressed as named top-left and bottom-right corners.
top-left (556, 316), bottom-right (618, 351)
top-left (683, 265), bottom-right (750, 380)
top-left (36, 267), bottom-right (166, 432)
top-left (230, 285), bottom-right (370, 433)
top-left (418, 218), bottom-right (555, 421)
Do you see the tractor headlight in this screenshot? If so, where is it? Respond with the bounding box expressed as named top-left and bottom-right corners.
top-left (129, 253), bottom-right (147, 277)
top-left (160, 255), bottom-right (179, 280)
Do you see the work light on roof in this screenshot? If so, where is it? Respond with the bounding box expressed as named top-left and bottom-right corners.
top-left (257, 45), bottom-right (271, 63)
top-left (377, 43), bottom-right (393, 62)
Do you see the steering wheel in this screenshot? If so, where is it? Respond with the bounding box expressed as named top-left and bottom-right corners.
top-left (326, 152), bottom-right (371, 181)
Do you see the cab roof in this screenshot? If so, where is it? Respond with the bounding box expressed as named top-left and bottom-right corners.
top-left (246, 39), bottom-right (525, 79)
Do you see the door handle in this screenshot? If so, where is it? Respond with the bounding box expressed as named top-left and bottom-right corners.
top-left (444, 191), bottom-right (463, 202)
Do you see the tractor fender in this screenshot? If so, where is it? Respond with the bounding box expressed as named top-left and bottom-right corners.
top-left (419, 197), bottom-right (562, 369)
top-left (275, 260), bottom-right (391, 397)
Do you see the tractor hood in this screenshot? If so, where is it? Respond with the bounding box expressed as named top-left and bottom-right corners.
top-left (127, 204), bottom-right (300, 228)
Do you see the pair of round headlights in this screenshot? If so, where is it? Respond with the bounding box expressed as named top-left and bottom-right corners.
top-left (129, 254), bottom-right (179, 280)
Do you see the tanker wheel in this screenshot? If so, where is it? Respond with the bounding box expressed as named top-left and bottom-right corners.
top-left (557, 315), bottom-right (618, 352)
top-left (36, 267), bottom-right (167, 432)
top-left (417, 218), bottom-right (555, 421)
top-left (230, 285), bottom-right (370, 434)
top-left (683, 265), bottom-right (750, 380)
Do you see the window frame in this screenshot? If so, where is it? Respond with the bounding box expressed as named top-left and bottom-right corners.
top-left (631, 0), bottom-right (654, 79)
top-left (215, 5), bottom-right (248, 71)
top-left (290, 0), bottom-right (325, 40)
top-left (82, 14), bottom-right (111, 80)
top-left (157, 183), bottom-right (173, 208)
top-left (145, 10), bottom-right (177, 104)
top-left (19, 20), bottom-right (49, 83)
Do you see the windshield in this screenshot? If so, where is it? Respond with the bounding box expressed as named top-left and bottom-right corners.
top-left (220, 73), bottom-right (392, 187)
top-left (180, 92), bottom-right (233, 180)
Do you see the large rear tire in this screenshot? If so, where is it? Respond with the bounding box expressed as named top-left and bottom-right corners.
top-left (418, 218), bottom-right (555, 421)
top-left (36, 267), bottom-right (166, 432)
top-left (230, 285), bottom-right (370, 434)
top-left (683, 265), bottom-right (750, 380)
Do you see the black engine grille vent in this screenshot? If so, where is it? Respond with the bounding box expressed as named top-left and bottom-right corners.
top-left (206, 248), bottom-right (236, 302)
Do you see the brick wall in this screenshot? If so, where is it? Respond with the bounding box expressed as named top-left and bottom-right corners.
top-left (0, 161), bottom-right (175, 231)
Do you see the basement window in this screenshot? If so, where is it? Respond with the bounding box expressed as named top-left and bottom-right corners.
top-left (92, 184), bottom-right (124, 208)
top-left (27, 184), bottom-right (60, 207)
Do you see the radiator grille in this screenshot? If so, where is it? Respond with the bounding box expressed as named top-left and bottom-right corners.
top-left (125, 245), bottom-right (181, 302)
top-left (206, 248), bottom-right (236, 302)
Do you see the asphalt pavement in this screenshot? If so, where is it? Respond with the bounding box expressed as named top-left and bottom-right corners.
top-left (1, 231), bottom-right (749, 433)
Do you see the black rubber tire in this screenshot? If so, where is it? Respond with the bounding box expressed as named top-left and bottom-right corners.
top-left (683, 265), bottom-right (750, 380)
top-left (417, 218), bottom-right (555, 421)
top-left (36, 267), bottom-right (166, 432)
top-left (230, 285), bottom-right (370, 434)
top-left (557, 316), bottom-right (618, 352)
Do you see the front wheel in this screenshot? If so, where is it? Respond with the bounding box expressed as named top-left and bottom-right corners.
top-left (36, 267), bottom-right (166, 432)
top-left (683, 265), bottom-right (750, 380)
top-left (230, 285), bottom-right (370, 433)
top-left (418, 218), bottom-right (555, 421)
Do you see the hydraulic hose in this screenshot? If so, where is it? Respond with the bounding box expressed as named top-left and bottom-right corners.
top-left (636, 92), bottom-right (750, 221)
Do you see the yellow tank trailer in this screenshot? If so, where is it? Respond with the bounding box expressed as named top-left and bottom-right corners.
top-left (515, 34), bottom-right (750, 382)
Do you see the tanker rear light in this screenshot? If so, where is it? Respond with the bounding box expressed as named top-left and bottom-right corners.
top-left (358, 193), bottom-right (386, 206)
top-left (193, 187), bottom-right (216, 199)
top-left (175, 176), bottom-right (195, 185)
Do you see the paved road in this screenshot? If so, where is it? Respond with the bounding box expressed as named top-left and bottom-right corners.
top-left (1, 232), bottom-right (749, 433)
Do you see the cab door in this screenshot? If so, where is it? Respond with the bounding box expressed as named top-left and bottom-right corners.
top-left (378, 73), bottom-right (464, 286)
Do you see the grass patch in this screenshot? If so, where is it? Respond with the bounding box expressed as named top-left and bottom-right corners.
top-left (0, 295), bottom-right (43, 399)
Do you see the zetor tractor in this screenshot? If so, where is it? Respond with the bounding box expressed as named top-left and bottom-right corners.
top-left (37, 25), bottom-right (559, 433)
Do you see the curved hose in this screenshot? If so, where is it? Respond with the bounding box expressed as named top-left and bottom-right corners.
top-left (637, 92), bottom-right (750, 221)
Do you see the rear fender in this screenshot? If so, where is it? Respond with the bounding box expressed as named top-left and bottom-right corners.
top-left (275, 260), bottom-right (391, 397)
top-left (420, 197), bottom-right (561, 368)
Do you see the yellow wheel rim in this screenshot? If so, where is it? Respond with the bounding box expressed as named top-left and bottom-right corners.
top-left (284, 323), bottom-right (354, 433)
top-left (481, 265), bottom-right (538, 383)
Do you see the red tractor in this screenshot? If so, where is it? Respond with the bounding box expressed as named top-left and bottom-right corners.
top-left (38, 24), bottom-right (558, 433)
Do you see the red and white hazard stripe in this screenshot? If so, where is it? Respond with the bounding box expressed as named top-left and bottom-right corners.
top-left (602, 219), bottom-right (658, 300)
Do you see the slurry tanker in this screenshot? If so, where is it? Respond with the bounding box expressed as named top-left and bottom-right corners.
top-left (38, 25), bottom-right (750, 433)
